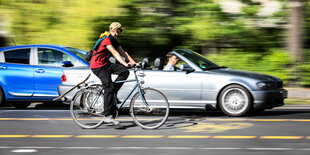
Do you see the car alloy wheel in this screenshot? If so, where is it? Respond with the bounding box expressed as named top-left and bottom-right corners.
top-left (219, 85), bottom-right (252, 116)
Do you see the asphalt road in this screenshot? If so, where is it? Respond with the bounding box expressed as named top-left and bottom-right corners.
top-left (0, 103), bottom-right (310, 155)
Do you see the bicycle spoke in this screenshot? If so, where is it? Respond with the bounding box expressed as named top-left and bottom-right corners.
top-left (130, 88), bottom-right (169, 129)
top-left (70, 88), bottom-right (105, 129)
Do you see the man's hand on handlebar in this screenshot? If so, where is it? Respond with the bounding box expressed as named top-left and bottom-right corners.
top-left (128, 61), bottom-right (136, 67)
top-left (124, 61), bottom-right (136, 68)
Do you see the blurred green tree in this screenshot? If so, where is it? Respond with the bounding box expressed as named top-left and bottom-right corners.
top-left (0, 0), bottom-right (122, 50)
top-left (1, 0), bottom-right (309, 86)
top-left (94, 0), bottom-right (287, 58)
top-left (305, 1), bottom-right (310, 51)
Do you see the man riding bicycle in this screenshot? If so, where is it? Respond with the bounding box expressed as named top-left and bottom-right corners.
top-left (90, 22), bottom-right (136, 125)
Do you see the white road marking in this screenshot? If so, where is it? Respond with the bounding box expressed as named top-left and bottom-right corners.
top-left (11, 149), bottom-right (38, 153)
top-left (18, 147), bottom-right (56, 149)
top-left (2, 146), bottom-right (310, 151)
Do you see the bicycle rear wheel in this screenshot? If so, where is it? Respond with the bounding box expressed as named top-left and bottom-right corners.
top-left (70, 88), bottom-right (105, 129)
top-left (130, 88), bottom-right (169, 129)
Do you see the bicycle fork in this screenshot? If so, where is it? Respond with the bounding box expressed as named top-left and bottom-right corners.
top-left (137, 85), bottom-right (152, 112)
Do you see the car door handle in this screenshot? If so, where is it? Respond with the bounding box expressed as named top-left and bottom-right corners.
top-left (138, 73), bottom-right (145, 77)
top-left (0, 66), bottom-right (7, 70)
top-left (35, 69), bottom-right (45, 73)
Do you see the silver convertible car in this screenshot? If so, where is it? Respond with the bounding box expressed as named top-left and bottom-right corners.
top-left (58, 49), bottom-right (287, 116)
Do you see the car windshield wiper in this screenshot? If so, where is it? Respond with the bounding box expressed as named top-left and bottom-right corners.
top-left (204, 66), bottom-right (227, 70)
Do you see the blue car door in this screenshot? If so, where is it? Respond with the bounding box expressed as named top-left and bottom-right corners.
top-left (33, 48), bottom-right (64, 97)
top-left (0, 48), bottom-right (34, 97)
top-left (34, 66), bottom-right (62, 97)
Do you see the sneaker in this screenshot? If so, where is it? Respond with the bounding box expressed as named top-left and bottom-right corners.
top-left (104, 115), bottom-right (120, 125)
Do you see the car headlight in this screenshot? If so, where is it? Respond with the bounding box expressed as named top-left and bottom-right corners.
top-left (256, 81), bottom-right (276, 89)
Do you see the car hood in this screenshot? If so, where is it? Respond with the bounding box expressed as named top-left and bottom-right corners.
top-left (209, 68), bottom-right (280, 81)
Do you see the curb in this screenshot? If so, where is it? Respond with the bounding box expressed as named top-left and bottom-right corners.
top-left (274, 105), bottom-right (310, 109)
top-left (285, 87), bottom-right (310, 99)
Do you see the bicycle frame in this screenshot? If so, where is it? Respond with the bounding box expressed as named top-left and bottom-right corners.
top-left (70, 65), bottom-right (169, 129)
top-left (90, 67), bottom-right (149, 110)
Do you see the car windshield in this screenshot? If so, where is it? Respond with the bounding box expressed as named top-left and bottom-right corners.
top-left (176, 49), bottom-right (225, 70)
top-left (64, 47), bottom-right (86, 60)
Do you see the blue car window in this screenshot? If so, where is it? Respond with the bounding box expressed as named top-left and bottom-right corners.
top-left (38, 48), bottom-right (84, 67)
top-left (4, 48), bottom-right (30, 64)
top-left (63, 47), bottom-right (86, 60)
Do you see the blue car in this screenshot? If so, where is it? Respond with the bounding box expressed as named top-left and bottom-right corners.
top-left (0, 44), bottom-right (89, 108)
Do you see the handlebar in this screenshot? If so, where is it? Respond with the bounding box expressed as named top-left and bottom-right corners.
top-left (135, 62), bottom-right (142, 68)
top-left (133, 62), bottom-right (142, 72)
top-left (124, 62), bottom-right (145, 72)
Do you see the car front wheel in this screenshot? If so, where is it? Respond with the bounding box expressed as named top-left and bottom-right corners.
top-left (219, 85), bottom-right (252, 116)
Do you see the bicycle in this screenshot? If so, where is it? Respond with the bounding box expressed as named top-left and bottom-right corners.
top-left (65, 64), bottom-right (169, 129)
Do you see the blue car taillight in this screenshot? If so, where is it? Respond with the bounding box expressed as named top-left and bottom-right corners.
top-left (61, 75), bottom-right (67, 82)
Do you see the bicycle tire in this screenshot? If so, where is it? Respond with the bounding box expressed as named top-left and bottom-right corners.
top-left (129, 88), bottom-right (169, 129)
top-left (70, 88), bottom-right (105, 129)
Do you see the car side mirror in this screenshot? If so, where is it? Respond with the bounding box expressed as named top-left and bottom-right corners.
top-left (141, 61), bottom-right (148, 69)
top-left (61, 61), bottom-right (74, 67)
top-left (180, 64), bottom-right (195, 73)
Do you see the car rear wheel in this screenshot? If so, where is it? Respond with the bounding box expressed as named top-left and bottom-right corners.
top-left (219, 85), bottom-right (252, 116)
top-left (11, 102), bottom-right (32, 109)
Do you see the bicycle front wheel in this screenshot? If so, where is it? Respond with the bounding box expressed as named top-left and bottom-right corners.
top-left (130, 88), bottom-right (169, 129)
top-left (70, 88), bottom-right (105, 129)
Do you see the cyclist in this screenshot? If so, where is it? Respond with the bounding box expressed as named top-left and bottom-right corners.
top-left (90, 22), bottom-right (136, 125)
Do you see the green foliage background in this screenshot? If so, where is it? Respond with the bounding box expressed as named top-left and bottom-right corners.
top-left (0, 0), bottom-right (310, 87)
top-left (0, 0), bottom-right (123, 50)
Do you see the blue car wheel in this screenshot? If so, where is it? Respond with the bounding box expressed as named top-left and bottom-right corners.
top-left (0, 87), bottom-right (4, 106)
top-left (10, 102), bottom-right (32, 109)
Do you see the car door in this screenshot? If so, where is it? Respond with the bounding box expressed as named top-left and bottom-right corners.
top-left (139, 70), bottom-right (203, 108)
top-left (33, 48), bottom-right (65, 97)
top-left (0, 48), bottom-right (34, 97)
